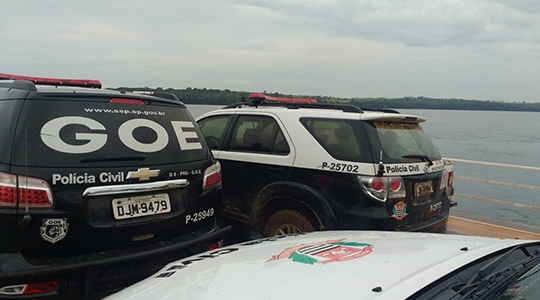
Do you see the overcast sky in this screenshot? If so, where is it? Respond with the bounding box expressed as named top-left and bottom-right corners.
top-left (1, 0), bottom-right (539, 102)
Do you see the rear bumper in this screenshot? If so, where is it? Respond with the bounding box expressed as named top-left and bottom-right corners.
top-left (0, 225), bottom-right (231, 300)
top-left (396, 213), bottom-right (448, 233)
top-left (331, 206), bottom-right (449, 233)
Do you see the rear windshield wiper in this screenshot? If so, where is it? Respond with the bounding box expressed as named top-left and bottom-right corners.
top-left (81, 155), bottom-right (146, 163)
top-left (401, 154), bottom-right (433, 166)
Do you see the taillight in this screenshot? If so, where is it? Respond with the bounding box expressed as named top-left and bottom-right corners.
top-left (371, 177), bottom-right (384, 191)
top-left (202, 161), bottom-right (222, 191)
top-left (358, 176), bottom-right (406, 202)
top-left (448, 171), bottom-right (454, 188)
top-left (109, 98), bottom-right (145, 105)
top-left (389, 177), bottom-right (402, 191)
top-left (0, 172), bottom-right (54, 209)
top-left (206, 241), bottom-right (223, 251)
top-left (439, 169), bottom-right (449, 190)
top-left (0, 282), bottom-right (57, 296)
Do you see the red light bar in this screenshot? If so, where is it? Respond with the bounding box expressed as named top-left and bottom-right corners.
top-left (0, 73), bottom-right (102, 89)
top-left (249, 93), bottom-right (317, 104)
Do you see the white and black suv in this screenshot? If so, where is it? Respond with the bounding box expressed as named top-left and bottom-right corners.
top-left (0, 73), bottom-right (228, 299)
top-left (196, 94), bottom-right (452, 238)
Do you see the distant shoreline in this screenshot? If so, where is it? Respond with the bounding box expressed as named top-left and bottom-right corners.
top-left (113, 87), bottom-right (540, 112)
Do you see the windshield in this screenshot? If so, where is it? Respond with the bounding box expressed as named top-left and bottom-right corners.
top-left (372, 121), bottom-right (441, 163)
top-left (412, 242), bottom-right (540, 300)
top-left (499, 263), bottom-right (540, 299)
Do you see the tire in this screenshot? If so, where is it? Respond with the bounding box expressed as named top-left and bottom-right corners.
top-left (262, 209), bottom-right (316, 237)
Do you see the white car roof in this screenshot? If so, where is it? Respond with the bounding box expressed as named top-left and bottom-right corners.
top-left (197, 105), bottom-right (426, 123)
top-left (105, 231), bottom-right (531, 300)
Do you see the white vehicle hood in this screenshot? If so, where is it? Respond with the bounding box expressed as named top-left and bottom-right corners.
top-left (105, 231), bottom-right (533, 300)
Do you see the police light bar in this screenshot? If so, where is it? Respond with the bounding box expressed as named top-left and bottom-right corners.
top-left (249, 93), bottom-right (317, 104)
top-left (0, 73), bottom-right (102, 89)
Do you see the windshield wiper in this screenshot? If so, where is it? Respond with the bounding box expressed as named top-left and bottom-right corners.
top-left (81, 155), bottom-right (146, 163)
top-left (401, 154), bottom-right (433, 166)
top-left (456, 246), bottom-right (540, 300)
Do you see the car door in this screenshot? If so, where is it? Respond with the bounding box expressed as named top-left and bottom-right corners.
top-left (199, 113), bottom-right (295, 222)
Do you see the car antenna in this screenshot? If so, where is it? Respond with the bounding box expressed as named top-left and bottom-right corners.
top-left (377, 107), bottom-right (386, 177)
top-left (19, 129), bottom-right (32, 227)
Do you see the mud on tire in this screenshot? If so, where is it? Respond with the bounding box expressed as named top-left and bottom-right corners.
top-left (262, 209), bottom-right (316, 237)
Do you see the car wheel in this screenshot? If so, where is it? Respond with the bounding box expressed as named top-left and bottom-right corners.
top-left (262, 209), bottom-right (316, 237)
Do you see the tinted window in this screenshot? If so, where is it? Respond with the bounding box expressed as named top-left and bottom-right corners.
top-left (301, 118), bottom-right (371, 162)
top-left (12, 99), bottom-right (209, 167)
top-left (197, 115), bottom-right (231, 149)
top-left (372, 121), bottom-right (441, 162)
top-left (228, 115), bottom-right (289, 154)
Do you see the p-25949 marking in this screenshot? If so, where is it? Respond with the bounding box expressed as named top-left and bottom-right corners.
top-left (185, 208), bottom-right (214, 224)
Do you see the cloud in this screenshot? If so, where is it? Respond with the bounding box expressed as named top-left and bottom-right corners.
top-left (1, 0), bottom-right (539, 102)
top-left (237, 0), bottom-right (540, 46)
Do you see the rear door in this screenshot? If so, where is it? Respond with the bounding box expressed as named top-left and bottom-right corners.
top-left (11, 94), bottom-right (214, 256)
top-left (199, 113), bottom-right (294, 222)
top-left (368, 121), bottom-right (448, 229)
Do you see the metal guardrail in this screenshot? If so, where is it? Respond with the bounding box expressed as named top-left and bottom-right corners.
top-left (449, 158), bottom-right (540, 171)
top-left (445, 157), bottom-right (540, 237)
top-left (447, 157), bottom-right (540, 211)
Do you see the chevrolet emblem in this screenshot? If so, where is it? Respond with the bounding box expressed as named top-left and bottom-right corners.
top-left (127, 168), bottom-right (160, 181)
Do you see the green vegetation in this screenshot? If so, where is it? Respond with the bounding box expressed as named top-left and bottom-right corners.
top-left (112, 87), bottom-right (540, 112)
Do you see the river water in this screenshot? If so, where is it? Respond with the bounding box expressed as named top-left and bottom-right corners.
top-left (187, 105), bottom-right (540, 228)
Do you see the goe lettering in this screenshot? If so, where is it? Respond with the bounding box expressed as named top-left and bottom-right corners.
top-left (40, 116), bottom-right (202, 154)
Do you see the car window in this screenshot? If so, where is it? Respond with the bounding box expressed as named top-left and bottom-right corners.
top-left (12, 99), bottom-right (208, 167)
top-left (301, 118), bottom-right (371, 162)
top-left (372, 121), bottom-right (441, 162)
top-left (197, 115), bottom-right (231, 149)
top-left (228, 115), bottom-right (289, 154)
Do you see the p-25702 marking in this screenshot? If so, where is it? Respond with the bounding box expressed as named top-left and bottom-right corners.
top-left (320, 162), bottom-right (359, 173)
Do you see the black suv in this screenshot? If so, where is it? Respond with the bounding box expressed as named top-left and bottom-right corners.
top-left (0, 74), bottom-right (228, 299)
top-left (196, 94), bottom-right (452, 238)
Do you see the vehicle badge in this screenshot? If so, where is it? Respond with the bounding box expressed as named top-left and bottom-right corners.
top-left (391, 202), bottom-right (408, 220)
top-left (430, 201), bottom-right (442, 212)
top-left (40, 218), bottom-right (69, 244)
top-left (126, 168), bottom-right (160, 181)
top-left (267, 239), bottom-right (373, 265)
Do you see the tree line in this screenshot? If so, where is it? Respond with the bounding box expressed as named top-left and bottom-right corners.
top-left (112, 87), bottom-right (540, 112)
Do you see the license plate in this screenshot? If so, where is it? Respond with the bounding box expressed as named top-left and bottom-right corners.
top-left (414, 181), bottom-right (433, 197)
top-left (112, 193), bottom-right (171, 220)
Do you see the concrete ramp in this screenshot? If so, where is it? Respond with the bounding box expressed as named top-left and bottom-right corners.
top-left (448, 210), bottom-right (540, 240)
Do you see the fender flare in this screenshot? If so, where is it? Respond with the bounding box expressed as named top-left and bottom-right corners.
top-left (250, 181), bottom-right (337, 231)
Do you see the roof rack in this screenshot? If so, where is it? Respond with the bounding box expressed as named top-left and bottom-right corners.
top-left (223, 101), bottom-right (364, 113)
top-left (0, 73), bottom-right (102, 89)
top-left (223, 94), bottom-right (402, 114)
